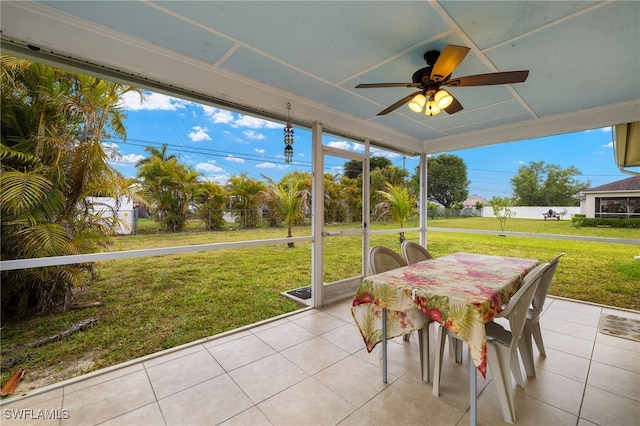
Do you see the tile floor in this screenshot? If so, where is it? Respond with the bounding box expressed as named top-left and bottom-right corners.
top-left (1, 297), bottom-right (639, 425)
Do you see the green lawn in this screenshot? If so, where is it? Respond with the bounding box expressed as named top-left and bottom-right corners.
top-left (1, 217), bottom-right (638, 393)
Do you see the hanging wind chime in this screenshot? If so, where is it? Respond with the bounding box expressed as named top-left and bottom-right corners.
top-left (284, 102), bottom-right (294, 163)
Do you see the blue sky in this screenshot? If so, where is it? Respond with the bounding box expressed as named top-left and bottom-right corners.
top-left (109, 90), bottom-right (629, 201)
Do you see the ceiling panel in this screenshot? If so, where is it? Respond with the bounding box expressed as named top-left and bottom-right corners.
top-left (3, 0), bottom-right (639, 154)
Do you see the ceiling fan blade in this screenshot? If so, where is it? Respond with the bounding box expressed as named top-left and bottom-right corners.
top-left (377, 91), bottom-right (422, 115)
top-left (444, 95), bottom-right (463, 115)
top-left (445, 70), bottom-right (529, 87)
top-left (430, 45), bottom-right (471, 82)
top-left (356, 82), bottom-right (419, 88)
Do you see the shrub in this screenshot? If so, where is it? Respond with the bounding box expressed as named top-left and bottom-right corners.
top-left (572, 216), bottom-right (640, 228)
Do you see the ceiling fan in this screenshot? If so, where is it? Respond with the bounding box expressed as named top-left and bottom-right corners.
top-left (355, 45), bottom-right (529, 116)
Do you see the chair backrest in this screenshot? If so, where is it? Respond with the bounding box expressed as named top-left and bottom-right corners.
top-left (531, 252), bottom-right (565, 320)
top-left (401, 240), bottom-right (433, 264)
top-left (499, 263), bottom-right (549, 345)
top-left (369, 246), bottom-right (408, 274)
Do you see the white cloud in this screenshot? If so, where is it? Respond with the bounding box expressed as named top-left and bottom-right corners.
top-left (512, 160), bottom-right (525, 164)
top-left (602, 141), bottom-right (613, 148)
top-left (256, 162), bottom-right (277, 169)
top-left (188, 126), bottom-right (211, 142)
top-left (203, 106), bottom-right (235, 124)
top-left (232, 115), bottom-right (280, 129)
top-left (326, 140), bottom-right (353, 150)
top-left (110, 153), bottom-right (145, 166)
top-left (120, 91), bottom-right (189, 111)
top-left (298, 152), bottom-right (304, 157)
top-left (225, 155), bottom-right (245, 164)
top-left (102, 142), bottom-right (119, 149)
top-left (196, 162), bottom-right (223, 173)
top-left (243, 130), bottom-right (266, 140)
top-left (203, 173), bottom-right (231, 185)
top-left (255, 148), bottom-right (265, 154)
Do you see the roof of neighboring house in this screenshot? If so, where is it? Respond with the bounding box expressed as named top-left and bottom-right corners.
top-left (583, 175), bottom-right (640, 193)
top-left (463, 194), bottom-right (490, 207)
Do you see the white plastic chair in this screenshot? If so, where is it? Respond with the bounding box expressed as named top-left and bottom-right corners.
top-left (517, 252), bottom-right (565, 377)
top-left (369, 246), bottom-right (432, 382)
top-left (401, 240), bottom-right (433, 264)
top-left (485, 262), bottom-right (549, 424)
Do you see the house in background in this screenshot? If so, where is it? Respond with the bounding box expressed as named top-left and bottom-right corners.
top-left (462, 194), bottom-right (490, 208)
top-left (580, 175), bottom-right (640, 218)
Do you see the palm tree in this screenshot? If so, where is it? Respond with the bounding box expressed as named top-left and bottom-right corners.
top-left (226, 173), bottom-right (266, 228)
top-left (256, 175), bottom-right (310, 247)
top-left (1, 55), bottom-right (141, 318)
top-left (136, 149), bottom-right (201, 232)
top-left (375, 182), bottom-right (415, 243)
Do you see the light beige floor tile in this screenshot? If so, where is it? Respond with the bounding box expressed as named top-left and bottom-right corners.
top-left (543, 308), bottom-right (601, 328)
top-left (248, 317), bottom-right (292, 334)
top-left (202, 329), bottom-right (252, 349)
top-left (291, 310), bottom-right (348, 335)
top-left (218, 406), bottom-right (272, 426)
top-left (207, 333), bottom-right (275, 371)
top-left (145, 349), bottom-right (224, 399)
top-left (0, 388), bottom-right (63, 408)
top-left (546, 298), bottom-right (603, 316)
top-left (587, 360), bottom-right (640, 400)
top-left (581, 385), bottom-right (640, 425)
top-left (470, 382), bottom-right (578, 426)
top-left (359, 377), bottom-right (465, 425)
top-left (595, 332), bottom-right (640, 352)
top-left (540, 329), bottom-right (595, 359)
top-left (533, 347), bottom-right (590, 382)
top-left (577, 418), bottom-right (600, 426)
top-left (281, 336), bottom-right (349, 375)
top-left (62, 364), bottom-right (144, 394)
top-left (321, 323), bottom-right (368, 354)
top-left (520, 367), bottom-right (584, 415)
top-left (142, 344), bottom-right (204, 368)
top-left (540, 318), bottom-right (598, 341)
top-left (252, 321), bottom-right (315, 351)
top-left (320, 299), bottom-right (356, 323)
top-left (0, 395), bottom-right (63, 425)
top-left (258, 377), bottom-right (356, 426)
top-left (228, 353), bottom-right (308, 403)
top-left (101, 402), bottom-right (165, 426)
top-left (158, 374), bottom-right (253, 425)
top-left (314, 355), bottom-right (391, 407)
top-left (62, 370), bottom-right (155, 425)
top-left (592, 341), bottom-right (640, 373)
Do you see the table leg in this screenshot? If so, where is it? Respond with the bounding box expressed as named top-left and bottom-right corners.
top-left (382, 308), bottom-right (387, 383)
top-left (469, 349), bottom-right (477, 426)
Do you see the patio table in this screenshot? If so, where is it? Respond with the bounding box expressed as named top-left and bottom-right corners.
top-left (351, 252), bottom-right (539, 425)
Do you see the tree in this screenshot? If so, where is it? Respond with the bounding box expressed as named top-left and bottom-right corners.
top-left (343, 156), bottom-right (392, 179)
top-left (427, 154), bottom-right (470, 208)
top-left (196, 181), bottom-right (227, 230)
top-left (490, 196), bottom-right (516, 232)
top-left (1, 55), bottom-right (140, 318)
top-left (374, 182), bottom-right (415, 242)
top-left (226, 173), bottom-right (266, 228)
top-left (136, 144), bottom-right (201, 232)
top-left (510, 161), bottom-right (591, 206)
top-left (256, 175), bottom-right (310, 247)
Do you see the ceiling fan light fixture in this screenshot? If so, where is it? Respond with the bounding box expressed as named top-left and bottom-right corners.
top-left (425, 100), bottom-right (440, 116)
top-left (408, 93), bottom-right (426, 112)
top-left (434, 89), bottom-right (453, 109)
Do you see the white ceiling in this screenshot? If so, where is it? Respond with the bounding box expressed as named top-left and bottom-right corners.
top-left (2, 1), bottom-right (639, 156)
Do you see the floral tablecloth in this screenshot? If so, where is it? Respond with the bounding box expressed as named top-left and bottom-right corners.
top-left (351, 252), bottom-right (538, 377)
